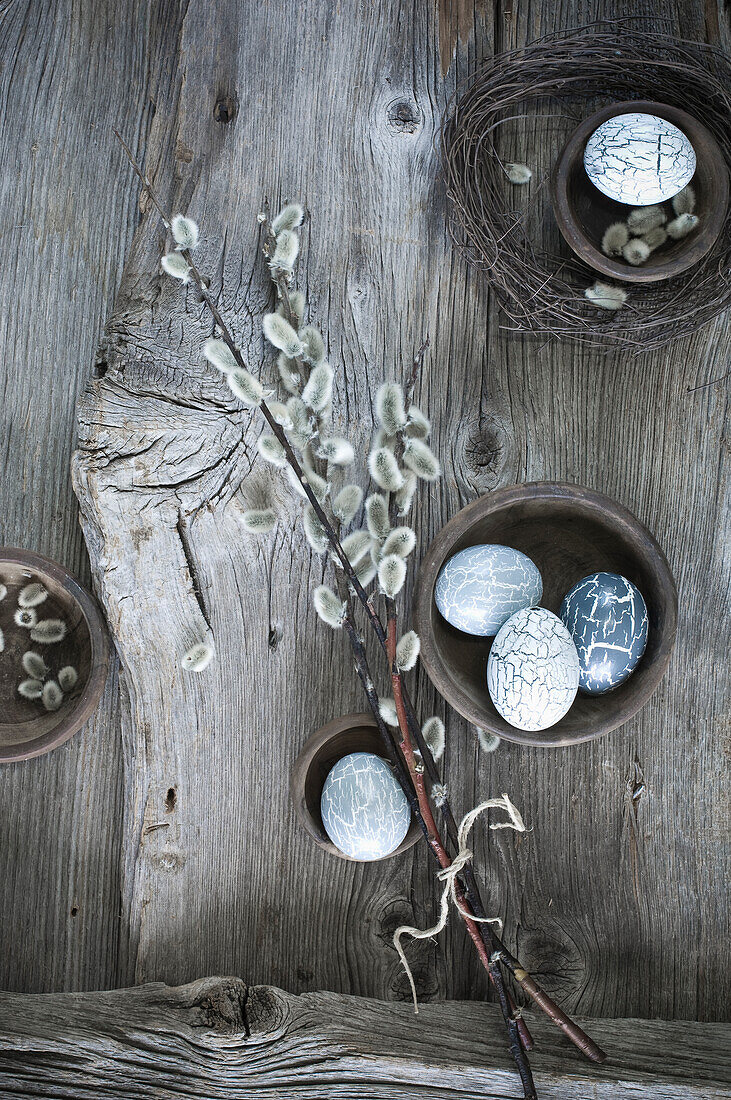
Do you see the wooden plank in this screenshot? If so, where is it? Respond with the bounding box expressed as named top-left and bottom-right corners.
top-left (0, 0), bottom-right (177, 993)
top-left (1, 978), bottom-right (729, 1098)
top-left (68, 0), bottom-right (731, 1022)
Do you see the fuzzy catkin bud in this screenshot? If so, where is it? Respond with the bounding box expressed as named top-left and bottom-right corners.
top-left (15, 607), bottom-right (36, 628)
top-left (272, 203), bottom-right (304, 235)
top-left (181, 642), bottom-right (214, 673)
top-left (288, 291), bottom-right (305, 328)
top-left (379, 697), bottom-right (399, 727)
top-left (394, 471), bottom-right (417, 516)
top-left (30, 618), bottom-right (67, 644)
top-left (286, 397), bottom-right (314, 449)
top-left (406, 406), bottom-right (430, 440)
top-left (365, 494), bottom-right (390, 541)
top-left (643, 226), bottom-right (668, 251)
top-left (228, 369), bottom-right (264, 406)
top-left (422, 716), bottom-right (445, 761)
top-left (303, 506), bottom-right (329, 554)
top-left (373, 428), bottom-right (396, 451)
top-left (432, 782), bottom-right (449, 807)
top-left (18, 583), bottom-right (48, 608)
top-left (18, 678), bottom-right (43, 701)
top-left (316, 437), bottom-right (354, 466)
top-left (354, 556), bottom-right (377, 586)
top-left (627, 206), bottom-right (666, 235)
top-left (375, 382), bottom-right (407, 435)
top-left (277, 354), bottom-right (301, 395)
top-left (300, 326), bottom-right (325, 365)
top-left (263, 313), bottom-right (303, 358)
top-left (313, 585), bottom-right (346, 629)
top-left (272, 229), bottom-right (299, 271)
top-left (622, 239), bottom-right (650, 266)
top-left (42, 681), bottom-right (63, 711)
top-left (241, 508), bottom-right (278, 534)
top-left (368, 448), bottom-right (404, 492)
top-left (584, 282), bottom-right (627, 311)
top-left (476, 727), bottom-right (501, 753)
top-left (161, 252), bottom-right (191, 283)
top-left (601, 222), bottom-right (630, 257)
top-left (403, 438), bottom-right (440, 481)
top-left (672, 185), bottom-right (695, 216)
top-left (22, 651), bottom-right (47, 679)
top-left (396, 630), bottom-right (420, 671)
top-left (302, 363), bottom-right (334, 412)
top-left (341, 529), bottom-right (371, 566)
top-left (0, 584), bottom-right (7, 601)
top-left (58, 666), bottom-right (78, 692)
top-left (667, 213), bottom-right (699, 240)
top-left (332, 484), bottom-right (363, 524)
top-left (268, 401), bottom-right (293, 429)
top-left (171, 214), bottom-right (200, 251)
top-left (382, 526), bottom-right (416, 558)
top-left (378, 554), bottom-right (407, 597)
top-left (257, 434), bottom-right (287, 468)
top-left (204, 338), bottom-right (238, 374)
top-left (506, 162), bottom-right (532, 184)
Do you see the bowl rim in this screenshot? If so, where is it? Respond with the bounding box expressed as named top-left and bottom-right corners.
top-left (0, 547), bottom-right (110, 763)
top-left (289, 711), bottom-right (421, 860)
top-left (550, 99), bottom-right (730, 284)
top-left (413, 482), bottom-right (678, 748)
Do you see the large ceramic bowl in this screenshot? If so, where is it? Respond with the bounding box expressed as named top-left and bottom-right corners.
top-left (0, 548), bottom-right (110, 762)
top-left (414, 483), bottom-right (677, 748)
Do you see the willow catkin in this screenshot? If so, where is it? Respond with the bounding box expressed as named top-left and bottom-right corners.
top-left (316, 437), bottom-right (354, 466)
top-left (378, 554), bottom-right (407, 597)
top-left (584, 282), bottom-right (627, 311)
top-left (313, 585), bottom-right (346, 629)
top-left (394, 471), bottom-right (418, 515)
top-left (241, 508), bottom-right (278, 534)
top-left (396, 630), bottom-right (420, 671)
top-left (277, 353), bottom-right (302, 395)
top-left (272, 229), bottom-right (299, 270)
top-left (365, 493), bottom-right (391, 540)
top-left (161, 252), bottom-right (191, 282)
top-left (18, 678), bottom-right (44, 701)
top-left (302, 363), bottom-right (334, 412)
top-left (375, 382), bottom-right (407, 435)
top-left (403, 438), bottom-right (440, 481)
top-left (368, 448), bottom-right (404, 492)
top-left (271, 203), bottom-right (304, 234)
top-left (601, 222), bottom-right (629, 257)
top-left (257, 435), bottom-right (288, 467)
top-left (303, 506), bottom-right (329, 554)
top-left (332, 484), bottom-right (363, 524)
top-left (405, 406), bottom-right (431, 440)
top-left (228, 369), bottom-right (265, 406)
top-left (171, 214), bottom-right (200, 250)
top-left (300, 326), bottom-right (325, 365)
top-left (341, 529), bottom-right (371, 566)
top-left (181, 642), bottom-right (214, 672)
top-left (262, 313), bottom-right (303, 358)
top-left (422, 716), bottom-right (445, 760)
top-left (18, 583), bottom-right (48, 608)
top-left (379, 697), bottom-right (399, 727)
top-left (58, 666), bottom-right (78, 692)
top-left (42, 680), bottom-right (63, 712)
top-left (204, 338), bottom-right (238, 374)
top-left (22, 651), bottom-right (47, 679)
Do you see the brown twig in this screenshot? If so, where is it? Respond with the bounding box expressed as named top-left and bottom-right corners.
top-left (115, 133), bottom-right (605, 1081)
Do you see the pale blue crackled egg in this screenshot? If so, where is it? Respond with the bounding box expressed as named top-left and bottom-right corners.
top-left (487, 607), bottom-right (580, 732)
top-left (320, 752), bottom-right (411, 861)
top-left (435, 544), bottom-right (543, 637)
top-left (584, 112), bottom-right (696, 206)
top-left (560, 572), bottom-right (648, 696)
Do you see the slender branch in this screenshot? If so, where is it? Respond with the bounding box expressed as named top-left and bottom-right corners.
top-left (114, 133), bottom-right (606, 1070)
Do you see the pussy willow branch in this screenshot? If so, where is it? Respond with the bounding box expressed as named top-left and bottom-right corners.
top-left (116, 134), bottom-right (605, 1069)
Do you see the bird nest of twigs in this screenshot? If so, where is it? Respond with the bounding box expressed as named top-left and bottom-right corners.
top-left (441, 25), bottom-right (731, 351)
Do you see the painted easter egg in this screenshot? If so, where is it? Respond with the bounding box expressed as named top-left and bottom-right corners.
top-left (435, 544), bottom-right (543, 637)
top-left (487, 607), bottom-right (580, 731)
top-left (584, 112), bottom-right (696, 205)
top-left (560, 572), bottom-right (648, 695)
top-left (320, 752), bottom-right (411, 861)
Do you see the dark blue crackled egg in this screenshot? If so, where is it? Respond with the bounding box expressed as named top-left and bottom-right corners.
top-left (560, 572), bottom-right (648, 696)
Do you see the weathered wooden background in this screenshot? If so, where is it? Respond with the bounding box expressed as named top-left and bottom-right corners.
top-left (0, 0), bottom-right (728, 1040)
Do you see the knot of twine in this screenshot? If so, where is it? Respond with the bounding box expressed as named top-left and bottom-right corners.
top-left (393, 794), bottom-right (526, 1014)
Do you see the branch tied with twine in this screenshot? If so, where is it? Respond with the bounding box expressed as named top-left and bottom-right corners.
top-left (395, 795), bottom-right (526, 1013)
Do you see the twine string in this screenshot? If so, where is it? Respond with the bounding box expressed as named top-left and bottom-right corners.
top-left (394, 794), bottom-right (526, 1014)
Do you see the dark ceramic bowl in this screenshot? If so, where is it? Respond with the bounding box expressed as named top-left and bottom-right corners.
top-left (551, 100), bottom-right (729, 283)
top-left (0, 548), bottom-right (110, 762)
top-left (414, 484), bottom-right (677, 748)
top-left (290, 713), bottom-right (421, 861)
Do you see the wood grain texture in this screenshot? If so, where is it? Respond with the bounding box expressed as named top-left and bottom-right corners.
top-left (67, 0), bottom-right (731, 1019)
top-left (0, 0), bottom-right (727, 1031)
top-left (1, 977), bottom-right (730, 1098)
top-left (0, 0), bottom-right (171, 992)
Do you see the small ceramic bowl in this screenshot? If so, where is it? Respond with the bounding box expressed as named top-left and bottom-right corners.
top-left (551, 100), bottom-right (729, 283)
top-left (0, 548), bottom-right (110, 762)
top-left (413, 483), bottom-right (677, 748)
top-left (290, 713), bottom-right (421, 861)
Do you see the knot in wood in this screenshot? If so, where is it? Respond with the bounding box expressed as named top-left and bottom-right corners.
top-left (386, 98), bottom-right (421, 134)
top-left (214, 92), bottom-right (238, 124)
